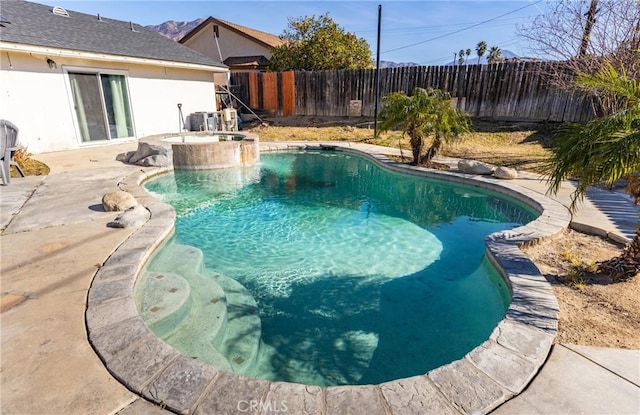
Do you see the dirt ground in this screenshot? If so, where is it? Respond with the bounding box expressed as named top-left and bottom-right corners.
top-left (524, 229), bottom-right (640, 349)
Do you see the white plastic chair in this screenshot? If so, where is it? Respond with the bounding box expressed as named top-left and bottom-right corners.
top-left (0, 120), bottom-right (25, 185)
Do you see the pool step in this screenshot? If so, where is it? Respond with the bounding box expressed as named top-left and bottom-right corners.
top-left (163, 294), bottom-right (233, 373)
top-left (160, 271), bottom-right (232, 371)
top-left (140, 240), bottom-right (263, 375)
top-left (147, 242), bottom-right (205, 279)
top-left (242, 339), bottom-right (279, 379)
top-left (135, 271), bottom-right (192, 338)
top-left (212, 274), bottom-right (263, 375)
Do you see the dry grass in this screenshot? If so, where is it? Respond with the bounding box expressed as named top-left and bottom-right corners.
top-left (445, 129), bottom-right (552, 173)
top-left (249, 124), bottom-right (380, 143)
top-left (248, 117), bottom-right (555, 174)
top-left (17, 116), bottom-right (555, 177)
top-left (12, 149), bottom-right (50, 176)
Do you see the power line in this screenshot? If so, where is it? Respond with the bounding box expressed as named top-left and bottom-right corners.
top-left (360, 16), bottom-right (530, 36)
top-left (382, 0), bottom-right (542, 54)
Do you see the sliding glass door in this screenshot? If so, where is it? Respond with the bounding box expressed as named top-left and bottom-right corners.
top-left (69, 71), bottom-right (134, 143)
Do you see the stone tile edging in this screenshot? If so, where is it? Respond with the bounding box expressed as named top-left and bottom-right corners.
top-left (86, 145), bottom-right (569, 415)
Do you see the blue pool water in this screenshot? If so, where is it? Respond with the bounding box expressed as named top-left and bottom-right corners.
top-left (138, 151), bottom-right (537, 386)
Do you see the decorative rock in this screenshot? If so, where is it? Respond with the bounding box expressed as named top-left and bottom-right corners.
top-left (457, 159), bottom-right (494, 175)
top-left (494, 166), bottom-right (518, 179)
top-left (102, 190), bottom-right (138, 212)
top-left (116, 151), bottom-right (136, 163)
top-left (138, 154), bottom-right (170, 167)
top-left (108, 205), bottom-right (150, 228)
top-left (127, 142), bottom-right (168, 165)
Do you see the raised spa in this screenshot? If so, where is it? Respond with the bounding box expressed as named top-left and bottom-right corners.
top-left (136, 151), bottom-right (539, 387)
top-left (164, 132), bottom-right (259, 170)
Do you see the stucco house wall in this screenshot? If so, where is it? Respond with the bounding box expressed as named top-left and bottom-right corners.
top-left (182, 21), bottom-right (274, 63)
top-left (0, 51), bottom-right (219, 153)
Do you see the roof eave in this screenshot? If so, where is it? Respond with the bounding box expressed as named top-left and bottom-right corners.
top-left (180, 17), bottom-right (281, 49)
top-left (0, 41), bottom-right (229, 72)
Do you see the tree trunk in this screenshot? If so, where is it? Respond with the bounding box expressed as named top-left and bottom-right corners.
top-left (598, 222), bottom-right (640, 280)
top-left (578, 0), bottom-right (599, 58)
top-left (408, 123), bottom-right (423, 165)
top-left (420, 135), bottom-right (442, 164)
top-left (410, 134), bottom-right (422, 165)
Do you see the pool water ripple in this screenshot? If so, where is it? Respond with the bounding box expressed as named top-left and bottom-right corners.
top-left (137, 151), bottom-right (537, 386)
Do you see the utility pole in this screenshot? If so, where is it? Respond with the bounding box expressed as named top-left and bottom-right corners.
top-left (373, 4), bottom-right (382, 139)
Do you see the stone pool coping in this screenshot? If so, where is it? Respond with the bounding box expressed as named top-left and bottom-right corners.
top-left (86, 145), bottom-right (570, 414)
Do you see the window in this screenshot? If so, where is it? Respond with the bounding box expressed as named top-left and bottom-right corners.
top-left (68, 71), bottom-right (134, 142)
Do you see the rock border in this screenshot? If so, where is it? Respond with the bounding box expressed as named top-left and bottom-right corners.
top-left (86, 145), bottom-right (570, 415)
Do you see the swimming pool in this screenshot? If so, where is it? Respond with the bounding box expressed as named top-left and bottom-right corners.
top-left (135, 151), bottom-right (538, 386)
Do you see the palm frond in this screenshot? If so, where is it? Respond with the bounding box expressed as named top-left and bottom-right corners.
top-left (545, 63), bottom-right (640, 209)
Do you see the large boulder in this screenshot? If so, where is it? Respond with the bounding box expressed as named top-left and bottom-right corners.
top-left (127, 142), bottom-right (168, 165)
top-left (457, 159), bottom-right (494, 175)
top-left (493, 166), bottom-right (518, 180)
top-left (102, 190), bottom-right (138, 212)
top-left (116, 151), bottom-right (136, 163)
top-left (138, 154), bottom-right (170, 167)
top-left (108, 205), bottom-right (150, 228)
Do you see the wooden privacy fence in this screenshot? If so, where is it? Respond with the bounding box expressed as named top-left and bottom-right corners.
top-left (230, 62), bottom-right (595, 122)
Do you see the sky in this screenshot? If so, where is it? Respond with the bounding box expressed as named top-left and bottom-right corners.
top-left (52, 0), bottom-right (548, 65)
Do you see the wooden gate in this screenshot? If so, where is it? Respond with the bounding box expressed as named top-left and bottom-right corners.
top-left (281, 71), bottom-right (295, 116)
top-left (231, 71), bottom-right (296, 116)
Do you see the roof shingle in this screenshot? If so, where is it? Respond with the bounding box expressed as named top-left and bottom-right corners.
top-left (0, 1), bottom-right (226, 69)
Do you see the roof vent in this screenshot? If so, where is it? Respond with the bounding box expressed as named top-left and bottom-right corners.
top-left (0, 15), bottom-right (10, 27)
top-left (52, 6), bottom-right (69, 17)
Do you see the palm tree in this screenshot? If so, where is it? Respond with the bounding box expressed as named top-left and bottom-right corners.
top-left (378, 87), bottom-right (470, 165)
top-left (545, 63), bottom-right (640, 280)
top-left (487, 46), bottom-right (502, 64)
top-left (458, 49), bottom-right (465, 65)
top-left (465, 48), bottom-right (472, 64)
top-left (476, 41), bottom-right (487, 64)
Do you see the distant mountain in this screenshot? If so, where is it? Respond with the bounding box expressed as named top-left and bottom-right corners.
top-left (378, 50), bottom-right (525, 68)
top-left (146, 18), bottom-right (204, 41)
top-left (379, 60), bottom-right (421, 68)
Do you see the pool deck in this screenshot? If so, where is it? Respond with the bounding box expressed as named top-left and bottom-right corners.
top-left (1, 141), bottom-right (638, 414)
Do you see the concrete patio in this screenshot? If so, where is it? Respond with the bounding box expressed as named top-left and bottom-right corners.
top-left (1, 141), bottom-right (638, 414)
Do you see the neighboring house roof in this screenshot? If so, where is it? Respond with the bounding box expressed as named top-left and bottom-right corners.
top-left (179, 17), bottom-right (285, 49)
top-left (0, 1), bottom-right (226, 69)
top-left (223, 55), bottom-right (270, 68)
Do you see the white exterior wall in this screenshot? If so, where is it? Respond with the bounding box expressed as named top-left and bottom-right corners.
top-left (0, 50), bottom-right (223, 154)
top-left (0, 52), bottom-right (75, 153)
top-left (183, 22), bottom-right (273, 62)
top-left (127, 66), bottom-right (217, 138)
